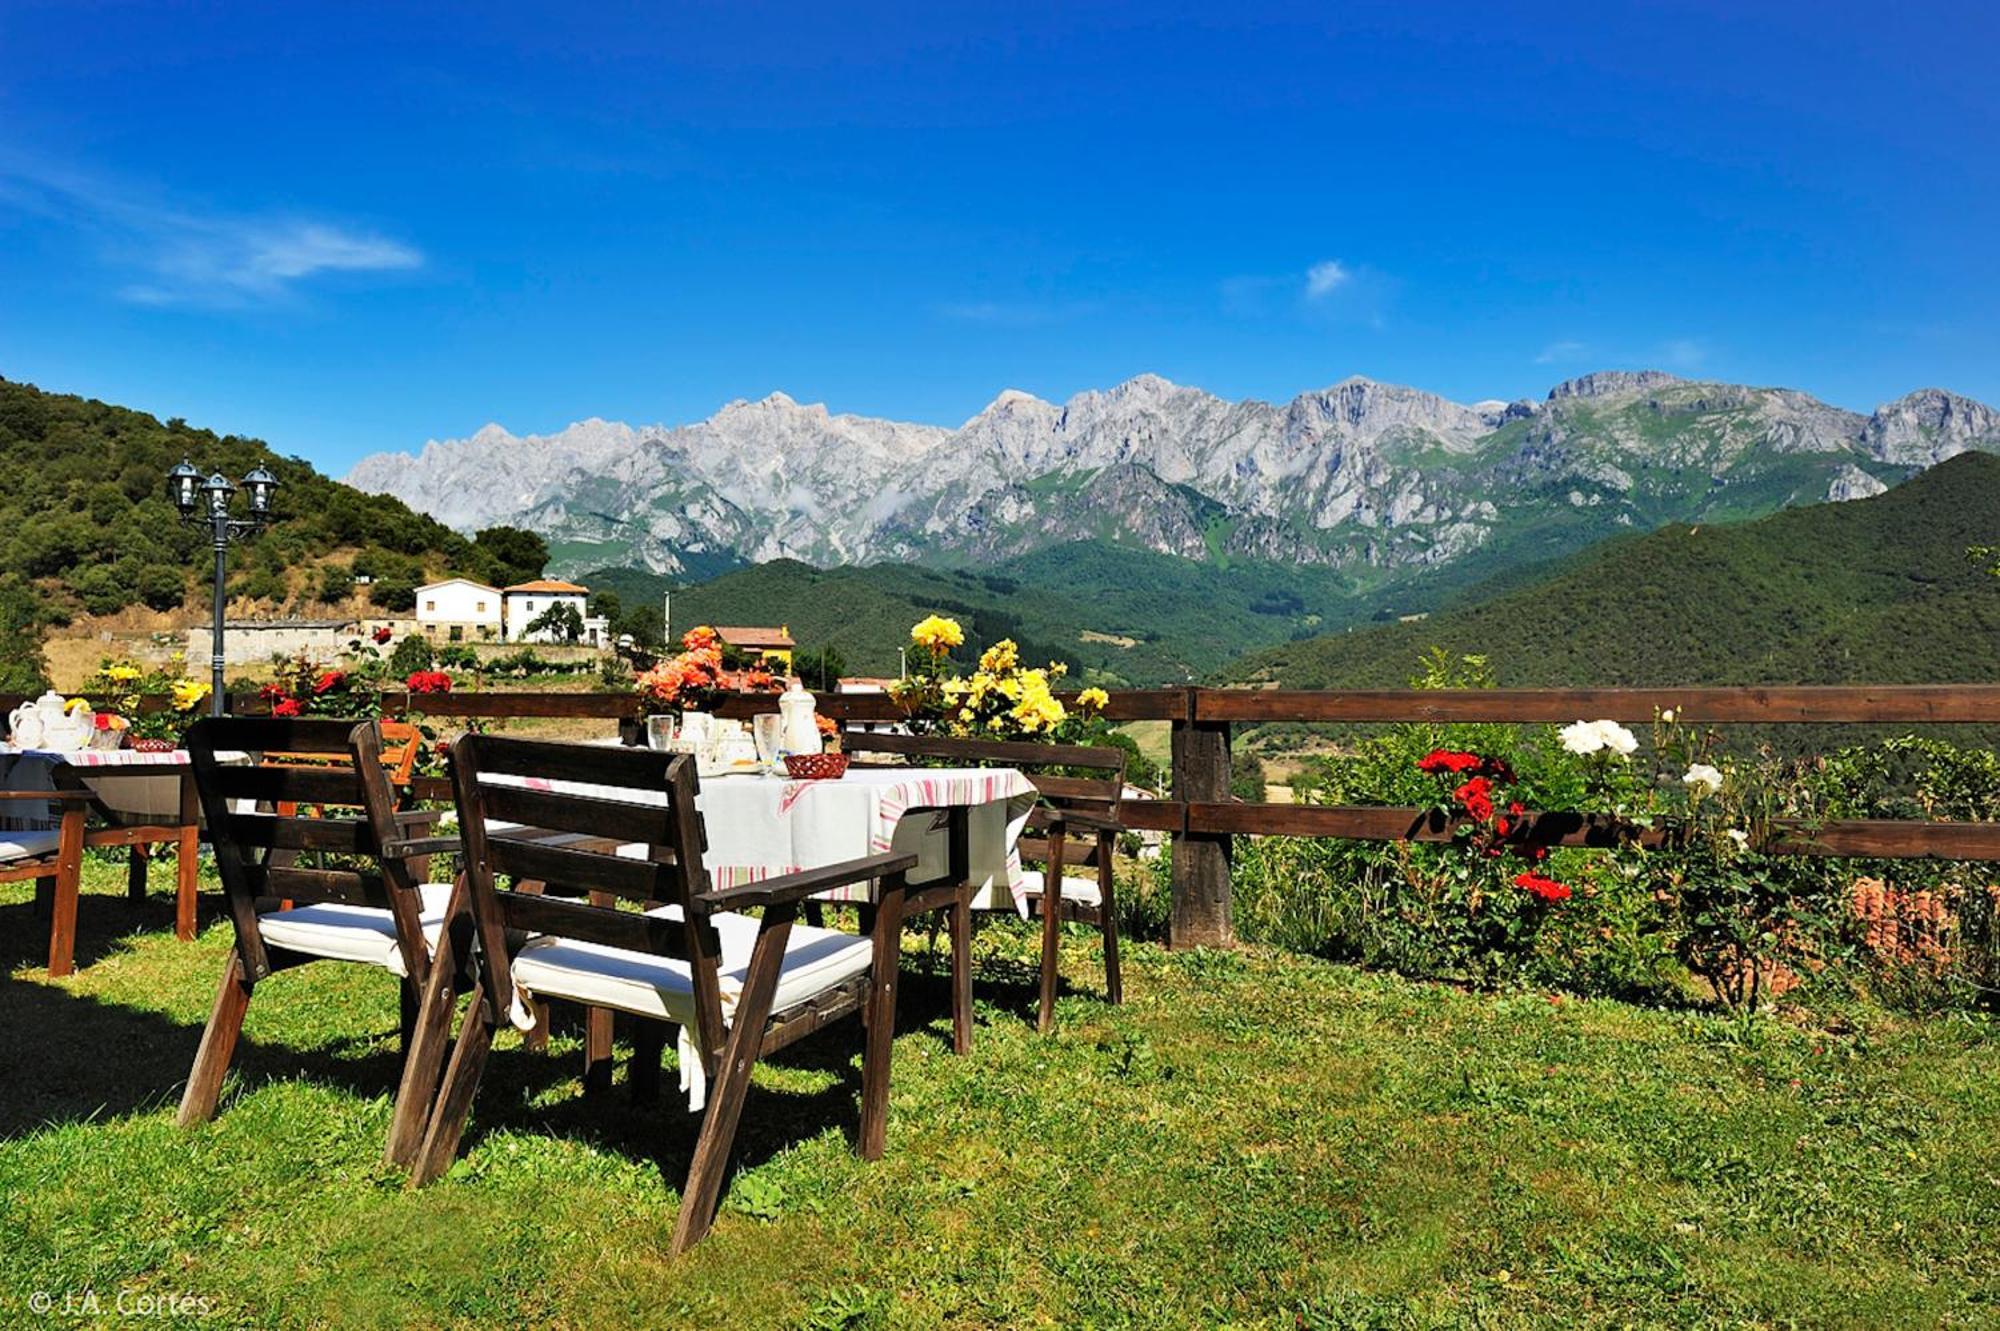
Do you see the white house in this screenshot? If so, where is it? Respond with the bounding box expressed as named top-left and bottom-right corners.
top-left (504, 579), bottom-right (608, 645)
top-left (414, 578), bottom-right (503, 642)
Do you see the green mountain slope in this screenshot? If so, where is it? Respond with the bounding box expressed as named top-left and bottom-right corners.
top-left (0, 376), bottom-right (542, 625)
top-left (1228, 452), bottom-right (2000, 688)
top-left (586, 543), bottom-right (1375, 685)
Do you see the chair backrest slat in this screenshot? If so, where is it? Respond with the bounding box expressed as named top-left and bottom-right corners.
top-left (477, 780), bottom-right (675, 849)
top-left (200, 763), bottom-right (374, 808)
top-left (226, 812), bottom-right (379, 854)
top-left (257, 864), bottom-right (389, 908)
top-left (494, 891), bottom-right (700, 958)
top-left (484, 830), bottom-right (665, 902)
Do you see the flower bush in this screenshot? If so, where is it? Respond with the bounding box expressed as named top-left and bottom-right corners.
top-left (887, 617), bottom-right (1106, 742)
top-left (85, 657), bottom-right (211, 742)
top-left (635, 626), bottom-right (782, 713)
top-left (1235, 653), bottom-right (2000, 1012)
top-left (259, 652), bottom-right (379, 720)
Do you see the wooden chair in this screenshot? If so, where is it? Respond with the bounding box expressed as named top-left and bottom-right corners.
top-left (179, 717), bottom-right (462, 1170)
top-left (839, 730), bottom-right (1126, 1033)
top-left (409, 734), bottom-right (915, 1254)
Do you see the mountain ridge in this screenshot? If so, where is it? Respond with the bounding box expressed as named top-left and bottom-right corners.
top-left (347, 372), bottom-right (2000, 584)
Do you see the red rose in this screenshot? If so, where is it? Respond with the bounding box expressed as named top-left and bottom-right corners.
top-left (272, 697), bottom-right (303, 718)
top-left (1418, 749), bottom-right (1482, 775)
top-left (93, 711), bottom-right (112, 731)
top-left (1513, 871), bottom-right (1571, 902)
top-left (372, 626), bottom-right (394, 645)
top-left (1452, 776), bottom-right (1495, 823)
top-left (313, 670), bottom-right (345, 695)
top-left (259, 682), bottom-right (288, 701)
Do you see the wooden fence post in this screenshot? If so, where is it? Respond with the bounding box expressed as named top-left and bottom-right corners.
top-left (1171, 687), bottom-right (1233, 949)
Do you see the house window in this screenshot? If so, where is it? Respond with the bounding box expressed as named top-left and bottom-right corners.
top-left (450, 626), bottom-right (464, 642)
top-left (425, 600), bottom-right (435, 612)
top-left (476, 600), bottom-right (486, 613)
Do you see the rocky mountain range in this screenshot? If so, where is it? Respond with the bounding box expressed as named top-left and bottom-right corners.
top-left (346, 372), bottom-right (2000, 582)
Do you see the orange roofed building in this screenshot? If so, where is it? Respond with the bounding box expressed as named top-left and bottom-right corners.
top-left (712, 625), bottom-right (795, 671)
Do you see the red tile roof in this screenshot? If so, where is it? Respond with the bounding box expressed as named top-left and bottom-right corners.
top-left (504, 579), bottom-right (589, 594)
top-left (713, 625), bottom-right (795, 648)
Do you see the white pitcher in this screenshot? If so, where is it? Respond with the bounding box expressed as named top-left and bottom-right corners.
top-left (8, 690), bottom-right (68, 749)
top-left (778, 680), bottom-right (819, 755)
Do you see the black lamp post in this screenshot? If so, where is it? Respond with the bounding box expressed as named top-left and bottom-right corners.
top-left (167, 459), bottom-right (279, 715)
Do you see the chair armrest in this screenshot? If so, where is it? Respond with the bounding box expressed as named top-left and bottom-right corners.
top-left (1032, 807), bottom-right (1123, 836)
top-left (0, 789), bottom-right (98, 802)
top-left (393, 808), bottom-right (447, 829)
top-left (382, 835), bottom-right (460, 860)
top-left (695, 851), bottom-right (920, 910)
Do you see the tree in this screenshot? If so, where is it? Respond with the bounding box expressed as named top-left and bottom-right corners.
top-left (526, 601), bottom-right (584, 643)
top-left (0, 576), bottom-right (49, 694)
top-left (473, 526), bottom-right (549, 587)
top-left (798, 644), bottom-right (847, 691)
top-left (388, 633), bottom-right (435, 675)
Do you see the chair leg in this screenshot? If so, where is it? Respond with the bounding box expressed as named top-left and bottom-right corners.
top-left (1037, 830), bottom-right (1067, 1034)
top-left (408, 993), bottom-right (496, 1187)
top-left (859, 877), bottom-right (905, 1160)
top-left (1098, 848), bottom-right (1122, 1006)
top-left (583, 1006), bottom-right (614, 1094)
top-left (178, 951), bottom-right (254, 1127)
top-left (386, 957), bottom-right (459, 1169)
top-left (127, 844), bottom-right (149, 902)
top-left (949, 888), bottom-right (973, 1055)
top-left (631, 1019), bottom-right (665, 1105)
top-left (47, 807), bottom-right (86, 979)
top-left (175, 824), bottom-right (200, 942)
top-left (671, 912), bottom-right (794, 1256)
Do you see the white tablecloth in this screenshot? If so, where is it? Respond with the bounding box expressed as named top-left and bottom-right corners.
top-left (0, 747), bottom-right (190, 826)
top-left (698, 767), bottom-right (1041, 914)
top-left (514, 765), bottom-right (1041, 915)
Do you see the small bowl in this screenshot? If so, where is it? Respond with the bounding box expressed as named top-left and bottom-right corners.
top-left (783, 752), bottom-right (850, 780)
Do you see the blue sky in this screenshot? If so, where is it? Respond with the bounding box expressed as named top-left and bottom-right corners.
top-left (2, 1), bottom-right (1996, 473)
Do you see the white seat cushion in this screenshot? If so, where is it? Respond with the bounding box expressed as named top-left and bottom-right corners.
top-left (1020, 867), bottom-right (1103, 909)
top-left (258, 882), bottom-right (456, 976)
top-left (510, 908), bottom-right (873, 1026)
top-left (0, 829), bottom-right (61, 862)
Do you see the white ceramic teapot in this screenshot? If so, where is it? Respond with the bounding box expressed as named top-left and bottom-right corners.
top-left (8, 690), bottom-right (70, 749)
top-left (778, 680), bottom-right (820, 756)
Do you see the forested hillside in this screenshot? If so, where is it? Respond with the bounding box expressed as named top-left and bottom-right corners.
top-left (589, 543), bottom-right (1368, 685)
top-left (1230, 452), bottom-right (2000, 688)
top-left (0, 377), bottom-right (546, 617)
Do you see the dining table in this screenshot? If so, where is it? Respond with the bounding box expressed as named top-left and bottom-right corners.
top-left (0, 746), bottom-right (203, 975)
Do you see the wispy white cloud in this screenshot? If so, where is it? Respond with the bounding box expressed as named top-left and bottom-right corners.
top-left (0, 154), bottom-right (422, 309)
top-left (1535, 339), bottom-right (1590, 364)
top-left (1304, 259), bottom-right (1349, 300)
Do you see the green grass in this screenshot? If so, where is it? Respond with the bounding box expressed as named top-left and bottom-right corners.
top-left (4, 861), bottom-right (1999, 1327)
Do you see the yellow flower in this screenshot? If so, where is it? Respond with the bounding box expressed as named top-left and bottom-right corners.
top-left (1077, 687), bottom-right (1109, 711)
top-left (171, 679), bottom-right (212, 712)
top-left (104, 663), bottom-right (142, 683)
top-left (979, 639), bottom-right (1019, 673)
top-left (910, 615), bottom-right (964, 654)
top-left (64, 697), bottom-right (92, 715)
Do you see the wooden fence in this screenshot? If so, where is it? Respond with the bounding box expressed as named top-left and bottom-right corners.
top-left (28, 684), bottom-right (2000, 950)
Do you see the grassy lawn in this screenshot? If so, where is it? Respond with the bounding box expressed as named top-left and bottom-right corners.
top-left (3, 862), bottom-right (1998, 1328)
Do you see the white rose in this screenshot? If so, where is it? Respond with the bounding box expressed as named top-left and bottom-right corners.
top-left (1660, 708), bottom-right (1676, 724)
top-left (1725, 828), bottom-right (1750, 848)
top-left (1596, 721), bottom-right (1638, 758)
top-left (1559, 720), bottom-right (1604, 755)
top-left (1682, 763), bottom-right (1723, 795)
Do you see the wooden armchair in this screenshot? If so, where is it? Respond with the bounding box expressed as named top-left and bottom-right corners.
top-left (410, 734), bottom-right (915, 1254)
top-left (838, 730), bottom-right (1127, 1033)
top-left (179, 717), bottom-right (463, 1169)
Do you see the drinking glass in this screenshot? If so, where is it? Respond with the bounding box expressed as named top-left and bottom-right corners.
top-left (645, 714), bottom-right (679, 751)
top-left (752, 713), bottom-right (784, 774)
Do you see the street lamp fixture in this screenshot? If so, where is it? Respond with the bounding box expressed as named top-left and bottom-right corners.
top-left (167, 458), bottom-right (281, 715)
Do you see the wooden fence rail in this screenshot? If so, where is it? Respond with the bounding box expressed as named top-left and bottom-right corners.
top-left (23, 684), bottom-right (2000, 949)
